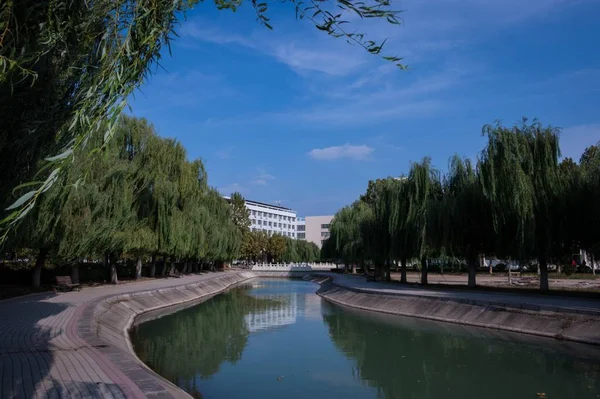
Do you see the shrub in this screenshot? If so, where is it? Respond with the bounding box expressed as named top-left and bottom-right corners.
top-left (563, 263), bottom-right (576, 276)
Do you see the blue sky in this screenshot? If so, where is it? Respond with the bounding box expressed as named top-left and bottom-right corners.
top-left (129, 0), bottom-right (600, 216)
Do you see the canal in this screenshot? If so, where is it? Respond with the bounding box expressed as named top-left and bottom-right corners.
top-left (131, 278), bottom-right (600, 399)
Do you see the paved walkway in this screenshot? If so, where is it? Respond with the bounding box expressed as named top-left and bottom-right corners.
top-left (0, 273), bottom-right (229, 399)
top-left (325, 273), bottom-right (600, 316)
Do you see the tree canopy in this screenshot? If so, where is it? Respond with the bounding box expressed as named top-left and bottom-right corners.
top-left (3, 115), bottom-right (243, 285)
top-left (322, 119), bottom-right (600, 291)
top-left (0, 0), bottom-right (405, 238)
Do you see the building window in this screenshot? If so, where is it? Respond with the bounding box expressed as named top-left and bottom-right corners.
top-left (258, 220), bottom-right (262, 225)
top-left (278, 223), bottom-right (282, 228)
top-left (321, 231), bottom-right (330, 238)
top-left (268, 221), bottom-right (272, 227)
top-left (292, 233), bottom-right (295, 238)
top-left (298, 233), bottom-right (305, 239)
top-left (297, 225), bottom-right (305, 231)
top-left (321, 224), bottom-right (330, 229)
top-left (251, 219), bottom-right (256, 225)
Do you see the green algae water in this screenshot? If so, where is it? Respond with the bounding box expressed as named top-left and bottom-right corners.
top-left (131, 279), bottom-right (600, 399)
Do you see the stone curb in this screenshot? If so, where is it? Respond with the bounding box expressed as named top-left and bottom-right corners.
top-left (314, 276), bottom-right (600, 346)
top-left (313, 274), bottom-right (600, 317)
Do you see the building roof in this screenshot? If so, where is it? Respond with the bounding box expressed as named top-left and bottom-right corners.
top-left (222, 196), bottom-right (294, 212)
top-left (246, 199), bottom-right (294, 212)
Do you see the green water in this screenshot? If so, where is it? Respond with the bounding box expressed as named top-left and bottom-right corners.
top-left (131, 279), bottom-right (600, 399)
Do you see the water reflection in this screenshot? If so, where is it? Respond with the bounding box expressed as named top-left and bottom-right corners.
top-left (132, 286), bottom-right (287, 394)
top-left (321, 301), bottom-right (600, 399)
top-left (244, 293), bottom-right (298, 332)
top-left (132, 279), bottom-right (600, 399)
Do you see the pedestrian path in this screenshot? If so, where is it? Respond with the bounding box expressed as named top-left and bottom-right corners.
top-left (325, 273), bottom-right (600, 316)
top-left (0, 273), bottom-right (229, 399)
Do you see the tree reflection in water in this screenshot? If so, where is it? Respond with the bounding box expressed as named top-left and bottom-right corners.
top-left (321, 301), bottom-right (600, 399)
top-left (132, 286), bottom-right (285, 393)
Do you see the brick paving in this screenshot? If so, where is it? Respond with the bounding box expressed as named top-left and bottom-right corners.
top-left (0, 273), bottom-right (232, 399)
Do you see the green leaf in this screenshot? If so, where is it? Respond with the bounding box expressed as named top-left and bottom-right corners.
top-left (45, 148), bottom-right (73, 162)
top-left (12, 180), bottom-right (43, 195)
top-left (6, 191), bottom-right (36, 211)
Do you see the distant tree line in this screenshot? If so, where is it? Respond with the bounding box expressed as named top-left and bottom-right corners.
top-left (321, 119), bottom-right (600, 291)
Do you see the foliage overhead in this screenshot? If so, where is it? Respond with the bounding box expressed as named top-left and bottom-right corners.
top-left (0, 0), bottom-right (405, 239)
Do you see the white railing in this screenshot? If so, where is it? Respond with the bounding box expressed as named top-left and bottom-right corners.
top-left (251, 262), bottom-right (337, 271)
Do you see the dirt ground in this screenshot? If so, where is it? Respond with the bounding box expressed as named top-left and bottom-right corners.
top-left (392, 272), bottom-right (600, 293)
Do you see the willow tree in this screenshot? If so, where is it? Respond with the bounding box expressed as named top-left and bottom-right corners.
top-left (479, 119), bottom-right (561, 291)
top-left (1, 0), bottom-right (405, 239)
top-left (444, 156), bottom-right (492, 287)
top-left (578, 145), bottom-right (600, 270)
top-left (328, 202), bottom-right (371, 273)
top-left (405, 158), bottom-right (441, 285)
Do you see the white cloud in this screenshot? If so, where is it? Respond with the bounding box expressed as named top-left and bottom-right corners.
top-left (218, 183), bottom-right (244, 195)
top-left (257, 173), bottom-right (275, 180)
top-left (308, 144), bottom-right (374, 161)
top-left (215, 147), bottom-right (234, 159)
top-left (560, 124), bottom-right (600, 161)
top-left (250, 168), bottom-right (276, 186)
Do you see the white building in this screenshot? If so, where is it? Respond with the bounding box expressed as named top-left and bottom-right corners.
top-left (223, 196), bottom-right (333, 244)
top-left (236, 198), bottom-right (298, 238)
top-left (296, 218), bottom-right (306, 241)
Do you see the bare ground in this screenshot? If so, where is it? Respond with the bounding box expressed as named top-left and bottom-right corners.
top-left (391, 272), bottom-right (600, 293)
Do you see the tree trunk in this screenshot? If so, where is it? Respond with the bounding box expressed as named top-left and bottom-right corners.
top-left (420, 257), bottom-right (428, 285)
top-left (135, 256), bottom-right (143, 279)
top-left (539, 254), bottom-right (549, 292)
top-left (182, 262), bottom-right (188, 274)
top-left (351, 263), bottom-right (356, 274)
top-left (467, 252), bottom-right (477, 288)
top-left (71, 262), bottom-right (80, 284)
top-left (106, 253), bottom-right (118, 284)
top-left (150, 254), bottom-right (156, 277)
top-left (385, 261), bottom-right (391, 282)
top-left (32, 248), bottom-right (48, 288)
top-left (192, 262), bottom-right (198, 273)
top-left (160, 257), bottom-right (167, 276)
top-left (169, 262), bottom-right (175, 275)
top-left (400, 257), bottom-right (407, 284)
top-left (592, 253), bottom-right (596, 276)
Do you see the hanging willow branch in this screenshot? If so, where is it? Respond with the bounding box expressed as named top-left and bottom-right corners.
top-left (0, 0), bottom-right (405, 241)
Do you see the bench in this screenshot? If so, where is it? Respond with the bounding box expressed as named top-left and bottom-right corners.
top-left (54, 276), bottom-right (80, 292)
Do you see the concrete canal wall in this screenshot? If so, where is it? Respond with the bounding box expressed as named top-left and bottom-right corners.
top-left (314, 276), bottom-right (600, 346)
top-left (77, 271), bottom-right (257, 399)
